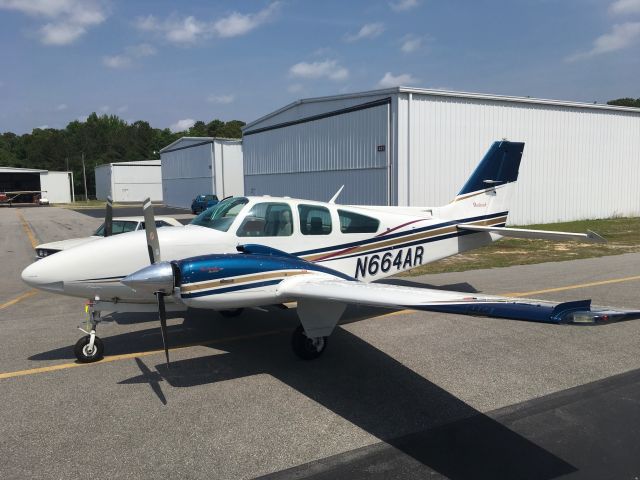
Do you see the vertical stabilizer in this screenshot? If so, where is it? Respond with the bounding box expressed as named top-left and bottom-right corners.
top-left (436, 141), bottom-right (524, 220)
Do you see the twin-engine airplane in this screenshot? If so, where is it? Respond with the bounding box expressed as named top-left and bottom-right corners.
top-left (21, 141), bottom-right (640, 364)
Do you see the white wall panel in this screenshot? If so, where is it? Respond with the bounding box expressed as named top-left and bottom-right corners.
top-left (39, 172), bottom-right (71, 203)
top-left (213, 142), bottom-right (244, 198)
top-left (94, 165), bottom-right (112, 201)
top-left (404, 95), bottom-right (640, 224)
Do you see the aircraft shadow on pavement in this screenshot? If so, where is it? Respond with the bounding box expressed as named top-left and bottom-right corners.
top-left (126, 312), bottom-right (573, 479)
top-left (30, 305), bottom-right (575, 478)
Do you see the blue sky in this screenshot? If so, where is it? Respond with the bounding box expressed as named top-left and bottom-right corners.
top-left (1, 0), bottom-right (639, 134)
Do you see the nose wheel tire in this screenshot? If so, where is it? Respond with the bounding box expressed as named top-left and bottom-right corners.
top-left (74, 335), bottom-right (104, 363)
top-left (291, 325), bottom-right (327, 360)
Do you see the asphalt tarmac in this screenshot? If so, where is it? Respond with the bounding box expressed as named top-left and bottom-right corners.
top-left (1, 207), bottom-right (639, 479)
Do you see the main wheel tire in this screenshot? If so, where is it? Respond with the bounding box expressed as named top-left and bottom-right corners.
top-left (74, 335), bottom-right (104, 363)
top-left (219, 308), bottom-right (244, 318)
top-left (291, 325), bottom-right (327, 360)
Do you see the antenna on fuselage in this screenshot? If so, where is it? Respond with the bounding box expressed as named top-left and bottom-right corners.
top-left (328, 185), bottom-right (344, 204)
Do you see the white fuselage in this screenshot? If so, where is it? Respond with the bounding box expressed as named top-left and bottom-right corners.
top-left (22, 187), bottom-right (511, 307)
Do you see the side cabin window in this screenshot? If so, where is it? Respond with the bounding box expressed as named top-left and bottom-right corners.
top-left (237, 202), bottom-right (294, 237)
top-left (298, 204), bottom-right (332, 235)
top-left (338, 209), bottom-right (379, 234)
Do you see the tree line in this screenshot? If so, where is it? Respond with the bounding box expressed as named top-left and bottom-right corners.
top-left (606, 97), bottom-right (640, 108)
top-left (0, 113), bottom-right (244, 199)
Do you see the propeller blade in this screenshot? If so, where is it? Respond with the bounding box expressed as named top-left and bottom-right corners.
top-left (156, 293), bottom-right (170, 366)
top-left (104, 196), bottom-right (113, 237)
top-left (142, 197), bottom-right (161, 264)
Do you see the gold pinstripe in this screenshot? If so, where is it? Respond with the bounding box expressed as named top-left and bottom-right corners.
top-left (302, 215), bottom-right (507, 262)
top-left (181, 269), bottom-right (310, 293)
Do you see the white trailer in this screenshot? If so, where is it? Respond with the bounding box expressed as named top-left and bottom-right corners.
top-left (95, 160), bottom-right (162, 202)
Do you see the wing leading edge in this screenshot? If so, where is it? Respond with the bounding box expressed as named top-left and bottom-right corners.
top-left (277, 276), bottom-right (640, 325)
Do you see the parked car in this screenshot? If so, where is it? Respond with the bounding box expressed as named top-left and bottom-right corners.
top-left (191, 194), bottom-right (219, 214)
top-left (34, 216), bottom-right (183, 259)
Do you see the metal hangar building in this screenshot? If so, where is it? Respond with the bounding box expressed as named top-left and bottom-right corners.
top-left (94, 160), bottom-right (162, 202)
top-left (242, 87), bottom-right (640, 225)
top-left (159, 137), bottom-right (244, 210)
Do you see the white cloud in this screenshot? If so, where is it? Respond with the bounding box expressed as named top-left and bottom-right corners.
top-left (213, 1), bottom-right (280, 38)
top-left (289, 59), bottom-right (349, 81)
top-left (389, 0), bottom-right (420, 12)
top-left (400, 34), bottom-right (423, 53)
top-left (55, 103), bottom-right (68, 111)
top-left (103, 43), bottom-right (157, 69)
top-left (77, 114), bottom-right (88, 122)
top-left (170, 118), bottom-right (196, 132)
top-left (206, 94), bottom-right (235, 104)
top-left (116, 105), bottom-right (128, 113)
top-left (567, 21), bottom-right (640, 60)
top-left (344, 22), bottom-right (385, 42)
top-left (99, 105), bottom-right (110, 113)
top-left (103, 54), bottom-right (131, 69)
top-left (610, 0), bottom-right (640, 15)
top-left (377, 71), bottom-right (419, 88)
top-left (135, 2), bottom-right (280, 45)
top-left (35, 124), bottom-right (49, 129)
top-left (0, 0), bottom-right (107, 45)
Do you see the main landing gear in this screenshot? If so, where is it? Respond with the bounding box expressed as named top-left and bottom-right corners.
top-left (74, 301), bottom-right (104, 363)
top-left (291, 325), bottom-right (327, 360)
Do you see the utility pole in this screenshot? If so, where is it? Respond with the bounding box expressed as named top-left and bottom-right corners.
top-left (81, 152), bottom-right (88, 202)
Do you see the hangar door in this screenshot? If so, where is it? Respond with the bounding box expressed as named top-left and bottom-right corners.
top-left (244, 98), bottom-right (391, 205)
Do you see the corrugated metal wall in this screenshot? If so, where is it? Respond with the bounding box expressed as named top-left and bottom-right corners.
top-left (397, 94), bottom-right (640, 224)
top-left (244, 102), bottom-right (390, 205)
top-left (161, 142), bottom-right (213, 209)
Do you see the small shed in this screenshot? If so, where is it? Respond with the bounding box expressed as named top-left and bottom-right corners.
top-left (95, 160), bottom-right (162, 202)
top-left (0, 167), bottom-right (73, 203)
top-left (159, 137), bottom-right (243, 210)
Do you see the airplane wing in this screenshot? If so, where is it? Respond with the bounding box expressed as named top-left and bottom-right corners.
top-left (457, 224), bottom-right (606, 243)
top-left (277, 276), bottom-right (640, 326)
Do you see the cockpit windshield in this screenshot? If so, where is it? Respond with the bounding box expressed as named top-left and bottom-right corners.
top-left (190, 197), bottom-right (249, 231)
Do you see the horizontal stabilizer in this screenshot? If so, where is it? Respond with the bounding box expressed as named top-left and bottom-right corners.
top-left (457, 224), bottom-right (606, 243)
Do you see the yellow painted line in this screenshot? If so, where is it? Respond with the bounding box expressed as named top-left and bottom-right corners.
top-left (0, 328), bottom-right (290, 381)
top-left (0, 290), bottom-right (38, 310)
top-left (15, 209), bottom-right (38, 248)
top-left (503, 274), bottom-right (640, 298)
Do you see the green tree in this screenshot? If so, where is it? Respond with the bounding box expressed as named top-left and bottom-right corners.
top-left (607, 97), bottom-right (640, 108)
top-left (0, 115), bottom-right (245, 198)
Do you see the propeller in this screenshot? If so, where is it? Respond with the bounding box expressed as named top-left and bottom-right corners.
top-left (142, 197), bottom-right (170, 366)
top-left (104, 195), bottom-right (113, 237)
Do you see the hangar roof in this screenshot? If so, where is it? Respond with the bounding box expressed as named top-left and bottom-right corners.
top-left (160, 136), bottom-right (242, 154)
top-left (0, 167), bottom-right (48, 174)
top-left (243, 86), bottom-right (640, 132)
top-left (95, 159), bottom-right (160, 169)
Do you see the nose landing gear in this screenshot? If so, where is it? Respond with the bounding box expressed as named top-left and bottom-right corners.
top-left (74, 301), bottom-right (104, 363)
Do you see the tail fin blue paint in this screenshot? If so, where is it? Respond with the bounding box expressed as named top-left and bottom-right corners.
top-left (458, 141), bottom-right (525, 196)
